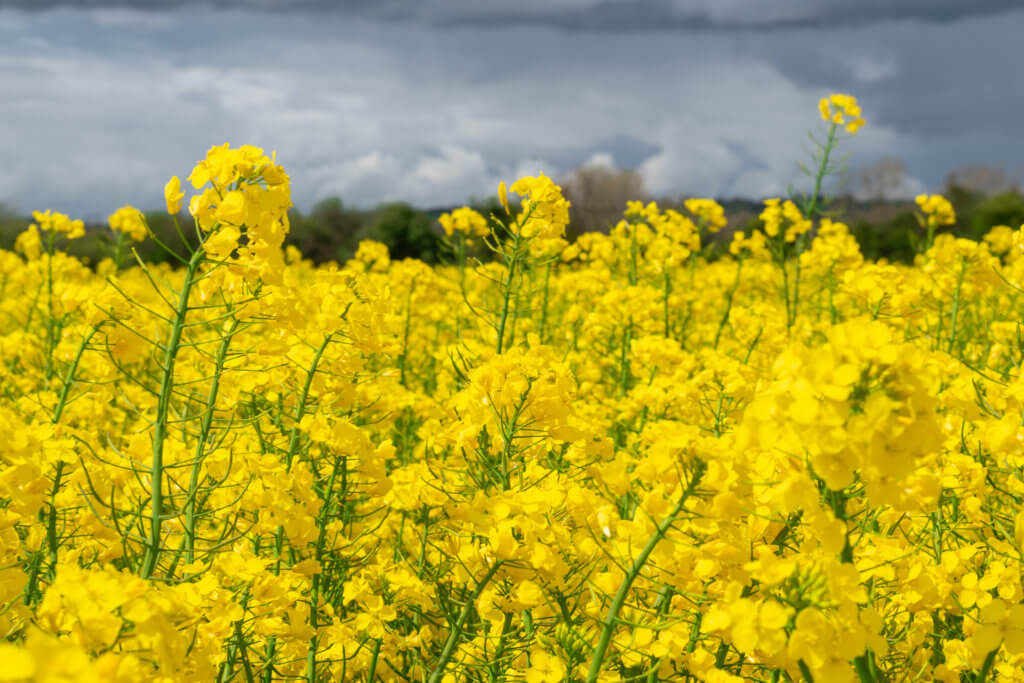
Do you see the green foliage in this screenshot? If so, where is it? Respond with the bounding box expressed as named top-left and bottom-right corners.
top-left (852, 212), bottom-right (916, 263)
top-left (286, 197), bottom-right (370, 264)
top-left (970, 191), bottom-right (1024, 240)
top-left (364, 202), bottom-right (441, 263)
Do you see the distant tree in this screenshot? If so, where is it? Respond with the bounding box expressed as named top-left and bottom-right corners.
top-left (285, 197), bottom-right (369, 263)
top-left (940, 167), bottom-right (1018, 238)
top-left (970, 191), bottom-right (1024, 239)
top-left (0, 200), bottom-right (17, 222)
top-left (365, 202), bottom-right (441, 263)
top-left (851, 211), bottom-right (917, 263)
top-left (855, 157), bottom-right (909, 201)
top-left (560, 164), bottom-right (647, 237)
top-left (944, 164), bottom-right (1019, 198)
top-left (0, 201), bottom-right (25, 251)
top-left (311, 197), bottom-right (366, 243)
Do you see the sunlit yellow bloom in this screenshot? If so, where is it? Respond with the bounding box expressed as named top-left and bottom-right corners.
top-left (108, 205), bottom-right (148, 242)
top-left (819, 92), bottom-right (865, 134)
top-left (164, 175), bottom-right (184, 214)
top-left (915, 193), bottom-right (956, 229)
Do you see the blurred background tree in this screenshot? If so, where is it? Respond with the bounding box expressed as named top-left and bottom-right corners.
top-left (364, 202), bottom-right (440, 263)
top-left (287, 197), bottom-right (369, 263)
top-left (560, 162), bottom-right (648, 238)
top-left (942, 164), bottom-right (1024, 240)
top-left (855, 157), bottom-right (910, 201)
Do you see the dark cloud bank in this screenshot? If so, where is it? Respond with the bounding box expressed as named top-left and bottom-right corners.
top-left (0, 0), bottom-right (1020, 217)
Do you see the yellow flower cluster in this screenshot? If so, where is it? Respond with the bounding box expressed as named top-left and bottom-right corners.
top-left (439, 206), bottom-right (490, 238)
top-left (509, 173), bottom-right (571, 240)
top-left (684, 198), bottom-right (727, 233)
top-left (819, 93), bottom-right (865, 134)
top-left (14, 210), bottom-right (85, 260)
top-left (6, 131), bottom-right (1024, 683)
top-left (916, 193), bottom-right (957, 229)
top-left (107, 205), bottom-right (148, 242)
top-left (31, 209), bottom-right (85, 238)
top-left (163, 143), bottom-right (296, 284)
top-left (760, 197), bottom-right (811, 242)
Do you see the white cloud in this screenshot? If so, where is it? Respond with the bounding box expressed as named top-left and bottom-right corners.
top-left (305, 152), bottom-right (402, 203)
top-left (846, 55), bottom-right (898, 84)
top-left (580, 152), bottom-right (616, 169)
top-left (399, 146), bottom-right (489, 202)
top-left (637, 64), bottom-right (811, 197)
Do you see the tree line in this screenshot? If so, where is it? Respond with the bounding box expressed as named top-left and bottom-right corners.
top-left (1, 160), bottom-right (1022, 266)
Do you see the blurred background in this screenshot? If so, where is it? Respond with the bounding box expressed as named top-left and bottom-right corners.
top-left (0, 0), bottom-right (1022, 263)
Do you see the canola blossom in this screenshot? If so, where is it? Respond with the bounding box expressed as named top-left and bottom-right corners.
top-left (3, 97), bottom-right (1024, 683)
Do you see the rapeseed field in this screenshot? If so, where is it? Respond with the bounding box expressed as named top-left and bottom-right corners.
top-left (2, 95), bottom-right (1023, 682)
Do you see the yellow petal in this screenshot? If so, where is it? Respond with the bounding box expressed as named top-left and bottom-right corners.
top-left (0, 645), bottom-right (36, 681)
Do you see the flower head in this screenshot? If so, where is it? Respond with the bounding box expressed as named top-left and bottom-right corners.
top-left (498, 181), bottom-right (510, 214)
top-left (438, 207), bottom-right (489, 238)
top-left (164, 176), bottom-right (184, 214)
top-left (108, 205), bottom-right (148, 242)
top-left (915, 194), bottom-right (956, 230)
top-left (759, 198), bottom-right (811, 243)
top-left (508, 173), bottom-right (570, 240)
top-left (31, 209), bottom-right (84, 239)
top-left (819, 93), bottom-right (865, 134)
top-left (684, 198), bottom-right (727, 234)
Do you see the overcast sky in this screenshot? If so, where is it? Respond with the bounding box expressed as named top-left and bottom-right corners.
top-left (0, 0), bottom-right (1020, 218)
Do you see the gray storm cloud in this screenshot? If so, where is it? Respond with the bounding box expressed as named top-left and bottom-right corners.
top-left (0, 1), bottom-right (1020, 217)
top-left (3, 0), bottom-right (1021, 29)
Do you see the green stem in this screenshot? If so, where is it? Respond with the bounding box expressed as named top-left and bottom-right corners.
top-left (495, 236), bottom-right (521, 354)
top-left (645, 587), bottom-right (675, 683)
top-left (662, 271), bottom-right (671, 338)
top-left (426, 561), bottom-right (503, 683)
top-left (52, 326), bottom-right (98, 423)
top-left (976, 648), bottom-right (998, 683)
top-left (584, 461), bottom-right (706, 683)
top-left (45, 462), bottom-right (64, 571)
top-left (183, 317), bottom-right (240, 566)
top-left (265, 334), bottom-right (333, 681)
top-left (366, 639), bottom-right (382, 683)
top-left (539, 261), bottom-right (552, 344)
top-left (790, 235), bottom-right (805, 331)
top-left (141, 247), bottom-right (204, 580)
top-left (788, 122), bottom-right (837, 332)
top-left (713, 259), bottom-right (743, 349)
top-left (804, 123), bottom-right (837, 220)
top-left (113, 229), bottom-right (127, 271)
top-left (455, 234), bottom-right (467, 339)
top-left (398, 279), bottom-right (416, 387)
top-left (286, 335), bottom-right (333, 472)
top-left (43, 230), bottom-right (57, 381)
top-left (948, 258), bottom-right (967, 355)
top-left (853, 651), bottom-right (877, 683)
top-left (629, 225), bottom-right (638, 286)
top-left (779, 256), bottom-right (792, 333)
top-left (306, 456), bottom-right (344, 683)
top-left (619, 322), bottom-right (632, 397)
top-left (488, 613), bottom-right (514, 683)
